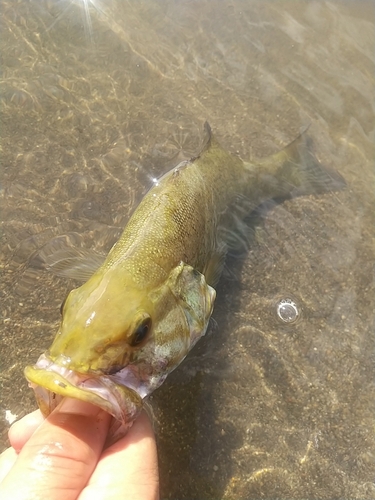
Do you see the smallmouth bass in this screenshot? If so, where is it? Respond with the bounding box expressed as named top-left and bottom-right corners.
top-left (25, 123), bottom-right (345, 444)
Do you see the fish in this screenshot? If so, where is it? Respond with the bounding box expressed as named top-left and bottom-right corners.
top-left (24, 123), bottom-right (345, 445)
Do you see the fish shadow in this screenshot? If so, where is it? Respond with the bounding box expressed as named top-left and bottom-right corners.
top-left (152, 209), bottom-right (274, 499)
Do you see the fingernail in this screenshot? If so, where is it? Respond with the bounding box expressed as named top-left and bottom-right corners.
top-left (55, 397), bottom-right (103, 417)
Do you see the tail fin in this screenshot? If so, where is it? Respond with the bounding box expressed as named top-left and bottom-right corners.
top-left (256, 128), bottom-right (346, 199)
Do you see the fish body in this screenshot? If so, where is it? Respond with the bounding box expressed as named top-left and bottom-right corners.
top-left (25, 123), bottom-right (345, 444)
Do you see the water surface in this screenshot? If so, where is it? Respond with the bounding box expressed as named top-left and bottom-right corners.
top-left (1, 1), bottom-right (374, 498)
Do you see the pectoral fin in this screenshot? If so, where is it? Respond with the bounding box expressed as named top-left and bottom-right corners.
top-left (32, 236), bottom-right (106, 282)
top-left (203, 243), bottom-right (228, 286)
top-left (46, 248), bottom-right (105, 281)
top-left (168, 263), bottom-right (216, 346)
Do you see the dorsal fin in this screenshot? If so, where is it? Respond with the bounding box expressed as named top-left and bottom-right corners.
top-left (203, 121), bottom-right (212, 144)
top-left (195, 121), bottom-right (213, 158)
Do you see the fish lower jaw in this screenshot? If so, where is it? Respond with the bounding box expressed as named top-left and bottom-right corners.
top-left (24, 353), bottom-right (143, 446)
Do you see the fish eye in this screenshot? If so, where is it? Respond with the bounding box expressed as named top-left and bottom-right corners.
top-left (129, 316), bottom-right (152, 347)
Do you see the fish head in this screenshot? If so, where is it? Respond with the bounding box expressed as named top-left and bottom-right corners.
top-left (25, 262), bottom-right (215, 444)
top-left (49, 270), bottom-right (156, 373)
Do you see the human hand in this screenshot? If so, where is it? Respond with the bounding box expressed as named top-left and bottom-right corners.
top-left (0, 398), bottom-right (159, 500)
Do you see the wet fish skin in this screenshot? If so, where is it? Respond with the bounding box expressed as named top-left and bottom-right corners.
top-left (25, 123), bottom-right (345, 444)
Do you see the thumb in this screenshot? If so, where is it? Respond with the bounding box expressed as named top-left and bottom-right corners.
top-left (0, 398), bottom-right (111, 500)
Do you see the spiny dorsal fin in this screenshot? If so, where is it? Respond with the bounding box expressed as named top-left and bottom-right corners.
top-left (196, 121), bottom-right (213, 158)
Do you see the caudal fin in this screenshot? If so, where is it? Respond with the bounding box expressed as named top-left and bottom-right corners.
top-left (256, 128), bottom-right (346, 199)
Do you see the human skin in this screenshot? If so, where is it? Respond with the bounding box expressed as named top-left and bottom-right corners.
top-left (0, 398), bottom-right (159, 500)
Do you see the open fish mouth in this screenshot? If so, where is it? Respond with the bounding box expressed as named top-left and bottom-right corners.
top-left (24, 353), bottom-right (143, 446)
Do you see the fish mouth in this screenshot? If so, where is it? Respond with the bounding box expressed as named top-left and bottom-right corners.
top-left (24, 353), bottom-right (143, 446)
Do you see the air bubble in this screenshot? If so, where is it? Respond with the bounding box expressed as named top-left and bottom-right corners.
top-left (276, 298), bottom-right (300, 324)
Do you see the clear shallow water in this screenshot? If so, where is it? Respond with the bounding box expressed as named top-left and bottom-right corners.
top-left (1, 1), bottom-right (374, 498)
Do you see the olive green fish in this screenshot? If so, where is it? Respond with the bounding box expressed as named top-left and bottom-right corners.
top-left (25, 123), bottom-right (345, 445)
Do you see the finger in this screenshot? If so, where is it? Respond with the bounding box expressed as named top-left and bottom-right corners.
top-left (0, 398), bottom-right (111, 500)
top-left (0, 447), bottom-right (18, 484)
top-left (79, 412), bottom-right (159, 500)
top-left (0, 410), bottom-right (44, 483)
top-left (9, 410), bottom-right (44, 452)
